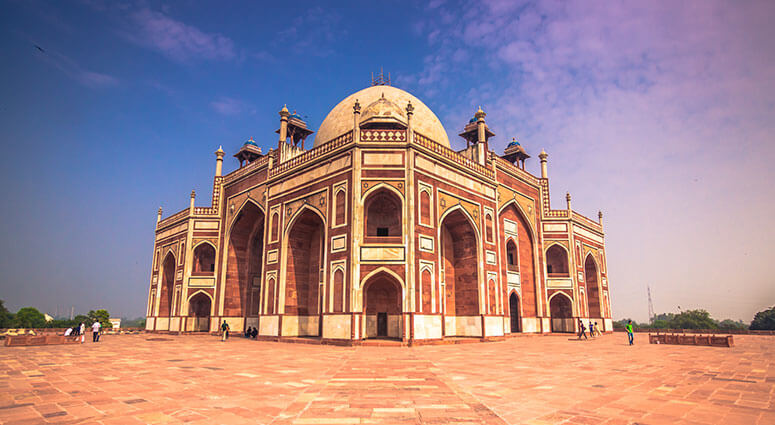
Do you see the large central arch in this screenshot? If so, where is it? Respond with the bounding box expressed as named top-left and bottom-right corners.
top-left (225, 201), bottom-right (265, 323)
top-left (440, 207), bottom-right (480, 336)
top-left (498, 202), bottom-right (537, 318)
top-left (363, 271), bottom-right (403, 339)
top-left (284, 207), bottom-right (325, 336)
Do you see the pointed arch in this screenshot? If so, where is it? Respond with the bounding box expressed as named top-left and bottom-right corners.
top-left (363, 185), bottom-right (403, 240)
top-left (223, 198), bottom-right (265, 319)
top-left (584, 253), bottom-right (602, 319)
top-left (546, 243), bottom-right (570, 276)
top-left (362, 269), bottom-right (404, 339)
top-left (438, 204), bottom-right (482, 319)
top-left (281, 204), bottom-right (326, 325)
top-left (158, 251), bottom-right (177, 317)
top-left (508, 290), bottom-right (522, 333)
top-left (498, 200), bottom-right (539, 318)
top-left (549, 291), bottom-right (574, 333)
top-left (192, 240), bottom-right (217, 274)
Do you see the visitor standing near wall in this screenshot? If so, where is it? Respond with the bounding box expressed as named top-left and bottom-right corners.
top-left (626, 320), bottom-right (634, 345)
top-left (92, 321), bottom-right (101, 342)
top-left (221, 320), bottom-right (229, 341)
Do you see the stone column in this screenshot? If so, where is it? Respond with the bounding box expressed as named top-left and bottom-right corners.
top-left (539, 149), bottom-right (548, 179)
top-left (214, 146), bottom-right (225, 177)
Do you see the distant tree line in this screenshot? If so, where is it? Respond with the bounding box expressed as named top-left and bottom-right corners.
top-left (0, 300), bottom-right (144, 329)
top-left (614, 306), bottom-right (775, 331)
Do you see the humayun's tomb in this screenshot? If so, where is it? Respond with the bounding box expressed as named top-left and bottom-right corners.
top-left (145, 79), bottom-right (612, 343)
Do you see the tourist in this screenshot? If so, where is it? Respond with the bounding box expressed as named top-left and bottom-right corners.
top-left (577, 319), bottom-right (587, 340)
top-left (221, 320), bottom-right (229, 341)
top-left (626, 320), bottom-right (634, 345)
top-left (594, 321), bottom-right (602, 337)
top-left (79, 322), bottom-right (85, 343)
top-left (92, 320), bottom-right (101, 342)
top-left (251, 327), bottom-right (258, 338)
top-left (589, 321), bottom-right (595, 338)
top-left (245, 326), bottom-right (252, 338)
top-left (64, 327), bottom-right (73, 337)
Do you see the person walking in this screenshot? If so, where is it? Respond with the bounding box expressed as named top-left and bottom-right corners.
top-left (577, 319), bottom-right (588, 340)
top-left (594, 321), bottom-right (602, 337)
top-left (221, 320), bottom-right (230, 341)
top-left (589, 321), bottom-right (596, 338)
top-left (626, 320), bottom-right (634, 345)
top-left (92, 320), bottom-right (101, 342)
top-left (79, 322), bottom-right (85, 343)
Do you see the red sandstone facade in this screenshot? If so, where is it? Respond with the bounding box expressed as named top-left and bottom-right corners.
top-left (146, 84), bottom-right (612, 342)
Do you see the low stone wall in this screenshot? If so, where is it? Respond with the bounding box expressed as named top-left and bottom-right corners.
top-left (648, 333), bottom-right (734, 347)
top-left (615, 328), bottom-right (774, 335)
top-left (4, 335), bottom-right (82, 347)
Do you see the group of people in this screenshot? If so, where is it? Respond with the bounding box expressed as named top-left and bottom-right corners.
top-left (577, 319), bottom-right (603, 340)
top-left (244, 326), bottom-right (258, 339)
top-left (63, 321), bottom-right (103, 343)
top-left (576, 319), bottom-right (636, 346)
top-left (219, 320), bottom-right (259, 341)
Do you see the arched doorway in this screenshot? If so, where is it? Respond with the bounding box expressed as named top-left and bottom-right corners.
top-left (225, 202), bottom-right (265, 325)
top-left (363, 272), bottom-right (402, 339)
top-left (285, 208), bottom-right (324, 336)
top-left (549, 293), bottom-right (573, 333)
top-left (509, 292), bottom-right (521, 333)
top-left (440, 208), bottom-right (480, 332)
top-left (585, 255), bottom-right (601, 320)
top-left (158, 252), bottom-right (176, 317)
top-left (188, 292), bottom-right (211, 332)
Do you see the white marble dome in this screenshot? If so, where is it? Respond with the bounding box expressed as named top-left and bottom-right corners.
top-left (314, 85), bottom-right (450, 148)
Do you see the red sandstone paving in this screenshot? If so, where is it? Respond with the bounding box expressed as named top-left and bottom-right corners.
top-left (0, 334), bottom-right (773, 424)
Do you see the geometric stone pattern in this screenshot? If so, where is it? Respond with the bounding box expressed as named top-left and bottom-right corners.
top-left (1, 334), bottom-right (774, 424)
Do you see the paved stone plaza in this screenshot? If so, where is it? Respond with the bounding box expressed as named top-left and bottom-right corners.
top-left (1, 334), bottom-right (773, 425)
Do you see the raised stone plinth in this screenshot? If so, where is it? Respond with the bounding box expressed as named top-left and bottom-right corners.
top-left (649, 333), bottom-right (734, 347)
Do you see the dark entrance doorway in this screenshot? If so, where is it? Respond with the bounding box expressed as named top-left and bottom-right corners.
top-left (377, 312), bottom-right (388, 337)
top-left (509, 293), bottom-right (521, 333)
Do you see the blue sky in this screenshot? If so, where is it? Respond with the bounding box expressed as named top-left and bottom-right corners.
top-left (1, 0), bottom-right (773, 321)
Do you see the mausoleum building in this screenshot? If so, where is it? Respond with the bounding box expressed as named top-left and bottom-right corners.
top-left (146, 81), bottom-right (612, 343)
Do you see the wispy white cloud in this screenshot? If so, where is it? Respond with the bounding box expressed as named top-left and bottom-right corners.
top-left (210, 97), bottom-right (253, 116)
top-left (407, 0), bottom-right (775, 321)
top-left (127, 8), bottom-right (236, 62)
top-left (35, 48), bottom-right (118, 88)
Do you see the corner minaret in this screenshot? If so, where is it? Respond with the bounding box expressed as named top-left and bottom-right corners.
top-left (214, 146), bottom-right (225, 177)
top-left (539, 149), bottom-right (548, 178)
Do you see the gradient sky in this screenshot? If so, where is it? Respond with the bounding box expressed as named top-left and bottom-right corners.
top-left (1, 0), bottom-right (773, 321)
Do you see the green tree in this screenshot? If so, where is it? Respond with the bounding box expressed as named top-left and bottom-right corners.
top-left (0, 300), bottom-right (13, 328)
top-left (669, 309), bottom-right (717, 329)
top-left (718, 319), bottom-right (748, 330)
top-left (13, 307), bottom-right (47, 328)
top-left (87, 309), bottom-right (113, 329)
top-left (750, 306), bottom-right (775, 330)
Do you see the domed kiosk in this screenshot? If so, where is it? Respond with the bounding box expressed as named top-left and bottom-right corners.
top-left (147, 78), bottom-right (612, 345)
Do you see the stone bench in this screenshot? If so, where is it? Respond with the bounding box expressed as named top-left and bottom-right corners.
top-left (648, 333), bottom-right (733, 347)
top-left (4, 335), bottom-right (82, 347)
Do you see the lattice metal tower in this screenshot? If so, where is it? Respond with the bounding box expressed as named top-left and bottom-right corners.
top-left (647, 285), bottom-right (655, 323)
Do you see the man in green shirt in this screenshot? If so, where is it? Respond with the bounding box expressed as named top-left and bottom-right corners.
top-left (626, 320), bottom-right (634, 345)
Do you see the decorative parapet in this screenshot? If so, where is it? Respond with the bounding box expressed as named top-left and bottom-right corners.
top-left (572, 211), bottom-right (602, 231)
top-left (493, 156), bottom-right (540, 186)
top-left (157, 208), bottom-right (189, 229)
top-left (414, 132), bottom-right (494, 180)
top-left (269, 131), bottom-right (353, 178)
top-left (223, 155), bottom-right (271, 186)
top-left (361, 129), bottom-right (407, 142)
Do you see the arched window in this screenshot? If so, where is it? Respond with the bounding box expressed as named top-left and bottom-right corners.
top-left (193, 243), bottom-right (216, 274)
top-left (364, 189), bottom-right (402, 241)
top-left (485, 213), bottom-right (493, 242)
top-left (420, 190), bottom-right (431, 225)
top-left (335, 190), bottom-right (346, 226)
top-left (506, 240), bottom-right (518, 271)
top-left (546, 244), bottom-right (569, 276)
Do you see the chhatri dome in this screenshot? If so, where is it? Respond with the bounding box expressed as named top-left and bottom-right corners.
top-left (314, 85), bottom-right (450, 148)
